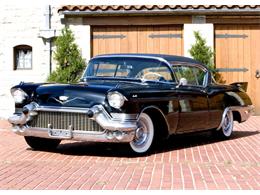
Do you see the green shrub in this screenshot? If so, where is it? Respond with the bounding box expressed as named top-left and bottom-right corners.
top-left (47, 27), bottom-right (85, 83)
top-left (189, 31), bottom-right (225, 83)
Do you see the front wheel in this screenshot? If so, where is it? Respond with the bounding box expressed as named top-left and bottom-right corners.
top-left (24, 136), bottom-right (61, 151)
top-left (130, 113), bottom-right (155, 154)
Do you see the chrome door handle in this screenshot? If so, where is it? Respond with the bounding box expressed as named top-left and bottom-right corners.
top-left (256, 70), bottom-right (260, 79)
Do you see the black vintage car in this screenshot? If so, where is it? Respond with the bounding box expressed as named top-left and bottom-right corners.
top-left (8, 54), bottom-right (254, 154)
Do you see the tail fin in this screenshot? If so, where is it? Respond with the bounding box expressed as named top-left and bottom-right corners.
top-left (231, 82), bottom-right (248, 92)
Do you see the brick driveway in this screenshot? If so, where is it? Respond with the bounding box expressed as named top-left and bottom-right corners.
top-left (0, 117), bottom-right (259, 190)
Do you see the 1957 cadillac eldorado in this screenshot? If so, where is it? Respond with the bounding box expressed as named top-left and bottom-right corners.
top-left (8, 54), bottom-right (254, 154)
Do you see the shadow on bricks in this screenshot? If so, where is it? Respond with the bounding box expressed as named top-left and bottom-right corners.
top-left (27, 129), bottom-right (259, 158)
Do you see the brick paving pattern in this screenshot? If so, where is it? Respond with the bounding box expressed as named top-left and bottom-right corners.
top-left (0, 117), bottom-right (259, 190)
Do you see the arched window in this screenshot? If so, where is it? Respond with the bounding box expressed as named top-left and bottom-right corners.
top-left (13, 45), bottom-right (32, 70)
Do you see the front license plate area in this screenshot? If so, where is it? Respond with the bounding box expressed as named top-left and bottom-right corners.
top-left (48, 129), bottom-right (72, 139)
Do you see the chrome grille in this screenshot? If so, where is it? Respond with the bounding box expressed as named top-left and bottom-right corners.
top-left (30, 111), bottom-right (103, 132)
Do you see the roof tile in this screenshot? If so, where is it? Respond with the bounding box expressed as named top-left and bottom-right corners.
top-left (58, 5), bottom-right (260, 13)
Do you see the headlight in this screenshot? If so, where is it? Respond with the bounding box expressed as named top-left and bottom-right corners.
top-left (107, 91), bottom-right (126, 109)
top-left (11, 88), bottom-right (28, 104)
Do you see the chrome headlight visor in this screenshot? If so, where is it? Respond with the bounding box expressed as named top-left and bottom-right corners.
top-left (107, 91), bottom-right (127, 109)
top-left (11, 88), bottom-right (28, 104)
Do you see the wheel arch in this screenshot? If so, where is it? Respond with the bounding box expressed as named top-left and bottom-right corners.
top-left (139, 105), bottom-right (170, 139)
top-left (217, 105), bottom-right (252, 130)
top-left (223, 91), bottom-right (253, 124)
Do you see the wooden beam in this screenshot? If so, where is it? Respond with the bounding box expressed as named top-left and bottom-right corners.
top-left (83, 16), bottom-right (192, 26)
top-left (207, 16), bottom-right (260, 24)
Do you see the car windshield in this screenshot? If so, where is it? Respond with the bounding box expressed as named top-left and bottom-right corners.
top-left (83, 57), bottom-right (175, 83)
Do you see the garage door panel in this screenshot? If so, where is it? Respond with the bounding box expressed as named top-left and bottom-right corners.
top-left (145, 26), bottom-right (154, 54)
top-left (127, 26), bottom-right (138, 53)
top-left (120, 26), bottom-right (129, 53)
top-left (92, 25), bottom-right (183, 57)
top-left (215, 24), bottom-right (260, 114)
top-left (158, 26), bottom-right (170, 54)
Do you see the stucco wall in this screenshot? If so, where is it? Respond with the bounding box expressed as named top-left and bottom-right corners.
top-left (0, 5), bottom-right (92, 119)
top-left (0, 5), bottom-right (63, 118)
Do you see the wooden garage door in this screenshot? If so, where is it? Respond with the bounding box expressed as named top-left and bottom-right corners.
top-left (215, 25), bottom-right (260, 114)
top-left (92, 25), bottom-right (183, 56)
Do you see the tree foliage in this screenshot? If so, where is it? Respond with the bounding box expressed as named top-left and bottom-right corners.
top-left (189, 31), bottom-right (225, 83)
top-left (47, 27), bottom-right (85, 83)
top-left (189, 31), bottom-right (214, 70)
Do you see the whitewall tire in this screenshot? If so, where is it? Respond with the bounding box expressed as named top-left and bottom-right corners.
top-left (219, 110), bottom-right (234, 138)
top-left (130, 113), bottom-right (154, 154)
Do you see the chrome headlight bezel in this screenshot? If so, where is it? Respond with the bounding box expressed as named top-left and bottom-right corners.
top-left (11, 88), bottom-right (28, 104)
top-left (107, 91), bottom-right (127, 109)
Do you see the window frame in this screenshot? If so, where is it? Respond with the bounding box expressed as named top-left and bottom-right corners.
top-left (170, 62), bottom-right (209, 88)
top-left (13, 45), bottom-right (33, 70)
top-left (85, 57), bottom-right (176, 83)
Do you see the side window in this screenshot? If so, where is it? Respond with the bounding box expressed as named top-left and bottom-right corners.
top-left (13, 45), bottom-right (32, 70)
top-left (136, 66), bottom-right (174, 82)
top-left (93, 63), bottom-right (130, 77)
top-left (172, 64), bottom-right (206, 86)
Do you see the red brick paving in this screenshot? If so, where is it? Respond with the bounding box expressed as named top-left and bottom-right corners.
top-left (0, 117), bottom-right (259, 190)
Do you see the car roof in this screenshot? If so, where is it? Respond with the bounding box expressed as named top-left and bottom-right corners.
top-left (93, 53), bottom-right (205, 66)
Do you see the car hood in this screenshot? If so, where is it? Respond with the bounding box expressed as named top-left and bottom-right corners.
top-left (34, 80), bottom-right (161, 108)
top-left (35, 82), bottom-right (113, 108)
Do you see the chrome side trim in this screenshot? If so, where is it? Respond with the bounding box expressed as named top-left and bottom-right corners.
top-left (217, 105), bottom-right (254, 130)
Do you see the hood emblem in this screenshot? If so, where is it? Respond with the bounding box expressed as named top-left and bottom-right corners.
top-left (50, 96), bottom-right (85, 105)
top-left (59, 96), bottom-right (69, 102)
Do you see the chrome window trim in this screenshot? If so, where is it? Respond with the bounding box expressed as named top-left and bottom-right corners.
top-left (83, 55), bottom-right (176, 82)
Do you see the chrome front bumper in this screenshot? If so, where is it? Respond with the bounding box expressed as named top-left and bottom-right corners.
top-left (11, 126), bottom-right (136, 143)
top-left (8, 103), bottom-right (137, 143)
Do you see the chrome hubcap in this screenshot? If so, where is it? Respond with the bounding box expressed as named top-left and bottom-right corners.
top-left (222, 110), bottom-right (233, 137)
top-left (223, 112), bottom-right (231, 132)
top-left (133, 120), bottom-right (148, 146)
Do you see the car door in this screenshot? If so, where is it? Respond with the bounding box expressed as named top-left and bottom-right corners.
top-left (172, 63), bottom-right (210, 132)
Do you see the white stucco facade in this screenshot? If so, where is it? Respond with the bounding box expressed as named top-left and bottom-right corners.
top-left (183, 23), bottom-right (214, 58)
top-left (0, 5), bottom-right (61, 118)
top-left (0, 5), bottom-right (93, 119)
